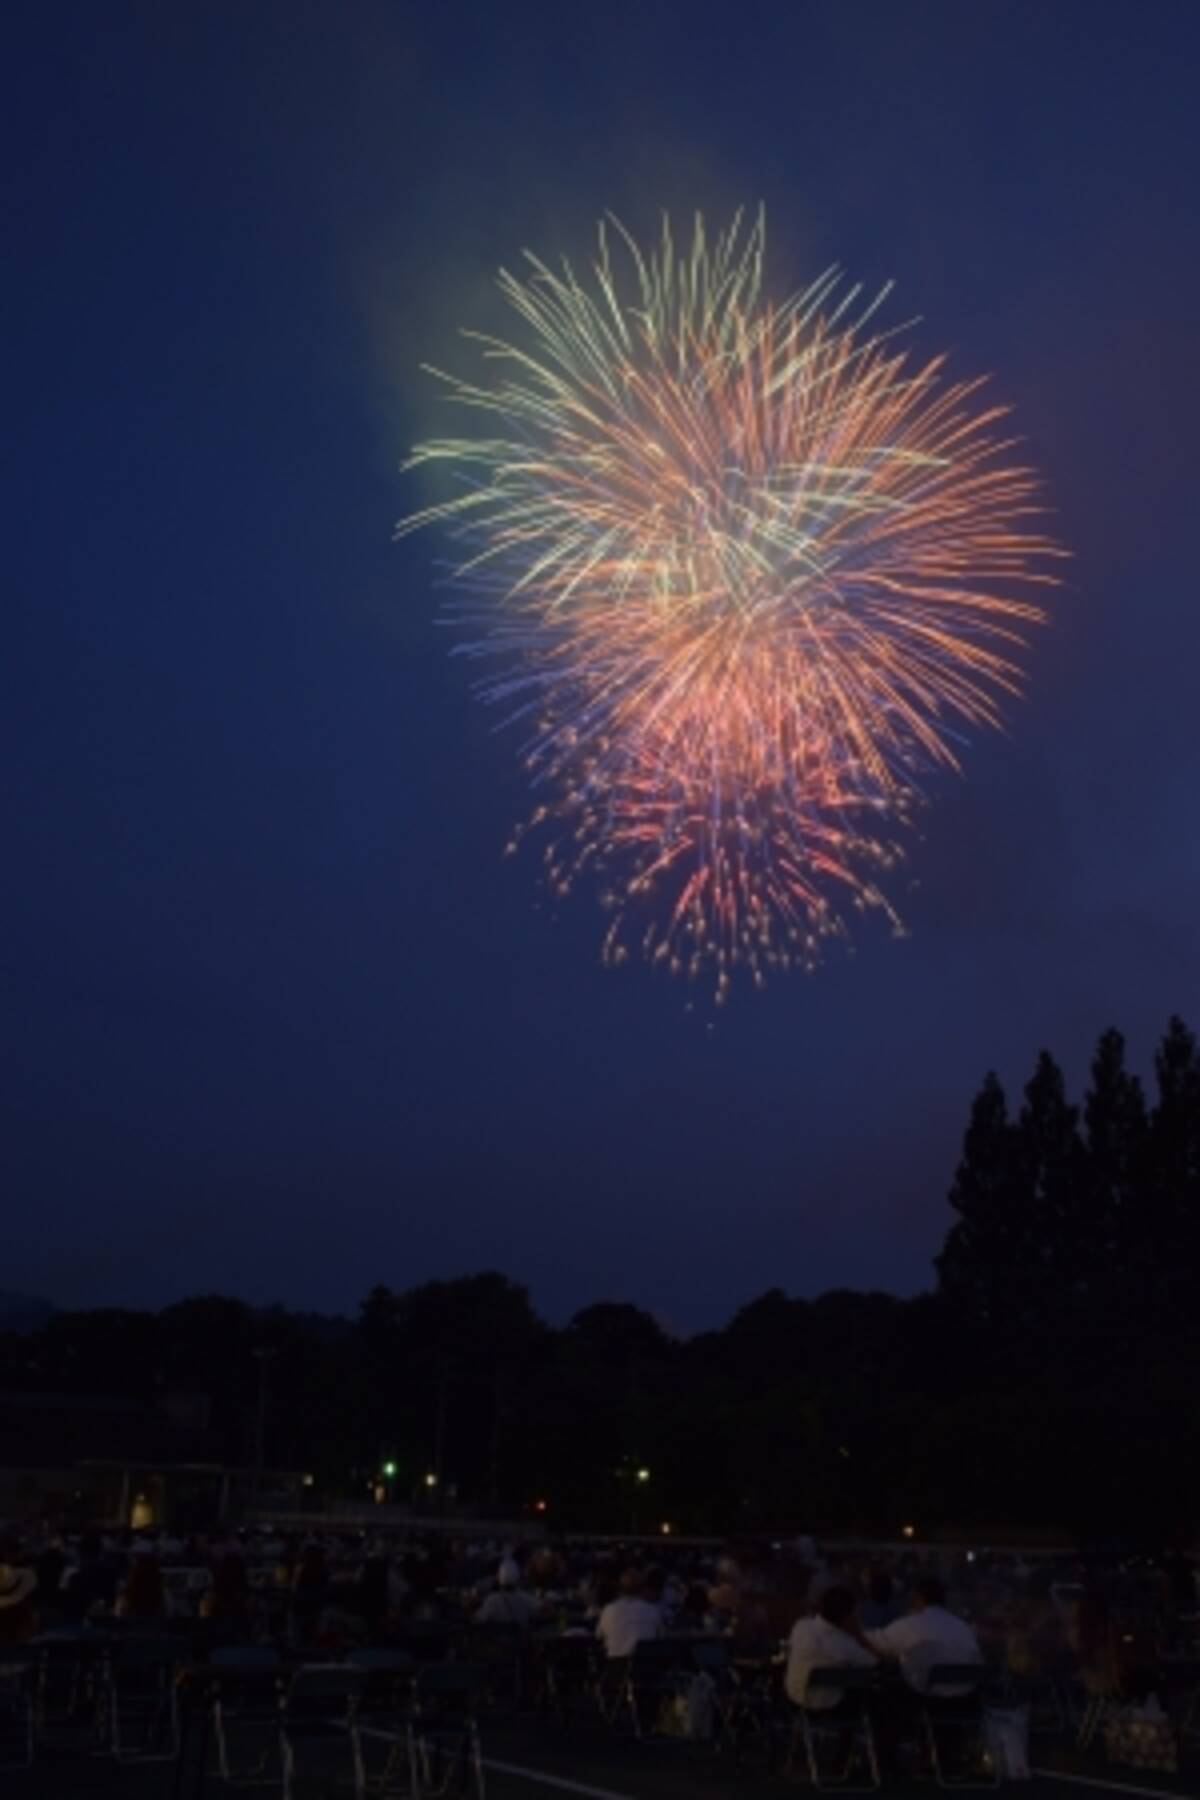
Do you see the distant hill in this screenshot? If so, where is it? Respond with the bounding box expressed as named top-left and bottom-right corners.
top-left (0, 1293), bottom-right (54, 1333)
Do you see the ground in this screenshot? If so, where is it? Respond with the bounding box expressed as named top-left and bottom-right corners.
top-left (6, 1710), bottom-right (1199, 1800)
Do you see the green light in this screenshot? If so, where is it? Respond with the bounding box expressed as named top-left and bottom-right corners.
top-left (382, 1461), bottom-right (397, 1478)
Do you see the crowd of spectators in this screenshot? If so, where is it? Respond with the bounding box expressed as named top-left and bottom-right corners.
top-left (0, 1517), bottom-right (1195, 1724)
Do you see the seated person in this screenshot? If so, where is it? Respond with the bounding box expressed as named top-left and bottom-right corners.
top-left (200, 1553), bottom-right (253, 1631)
top-left (115, 1551), bottom-right (172, 1622)
top-left (476, 1561), bottom-right (541, 1628)
top-left (0, 1550), bottom-right (38, 1646)
top-left (596, 1568), bottom-right (662, 1660)
top-left (867, 1575), bottom-right (982, 1696)
top-left (60, 1532), bottom-right (118, 1622)
top-left (786, 1584), bottom-right (876, 1710)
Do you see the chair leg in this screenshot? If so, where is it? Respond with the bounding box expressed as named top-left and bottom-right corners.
top-left (803, 1716), bottom-right (822, 1787)
top-left (214, 1702), bottom-right (230, 1781)
top-left (925, 1709), bottom-right (999, 1790)
top-left (926, 1713), bottom-right (947, 1787)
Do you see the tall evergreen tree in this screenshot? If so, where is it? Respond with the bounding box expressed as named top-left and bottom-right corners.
top-left (1082, 1028), bottom-right (1147, 1273)
top-left (1011, 1050), bottom-right (1086, 1298)
top-left (936, 1071), bottom-right (1019, 1333)
top-left (1148, 1016), bottom-right (1200, 1257)
top-left (938, 1054), bottom-right (1086, 1361)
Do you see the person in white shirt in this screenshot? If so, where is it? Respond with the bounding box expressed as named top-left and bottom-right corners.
top-left (476, 1563), bottom-right (541, 1628)
top-left (786, 1586), bottom-right (877, 1710)
top-left (596, 1568), bottom-right (663, 1660)
top-left (867, 1576), bottom-right (982, 1696)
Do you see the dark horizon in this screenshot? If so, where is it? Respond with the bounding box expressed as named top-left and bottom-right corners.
top-left (6, 2), bottom-right (1199, 1331)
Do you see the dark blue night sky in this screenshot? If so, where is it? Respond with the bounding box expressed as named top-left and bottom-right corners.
top-left (5, 1), bottom-right (1198, 1327)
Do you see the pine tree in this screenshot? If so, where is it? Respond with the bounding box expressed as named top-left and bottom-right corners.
top-left (937, 1054), bottom-right (1086, 1358)
top-left (1011, 1050), bottom-right (1086, 1299)
top-left (936, 1071), bottom-right (1018, 1332)
top-left (1144, 1016), bottom-right (1200, 1327)
top-left (1083, 1028), bottom-right (1147, 1272)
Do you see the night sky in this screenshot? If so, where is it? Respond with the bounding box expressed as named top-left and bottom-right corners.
top-left (6, 1), bottom-right (1198, 1329)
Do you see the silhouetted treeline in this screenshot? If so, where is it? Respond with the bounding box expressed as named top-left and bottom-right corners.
top-left (4, 1018), bottom-right (1198, 1542)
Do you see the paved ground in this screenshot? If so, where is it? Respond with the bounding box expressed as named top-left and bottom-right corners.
top-left (6, 1713), bottom-right (1199, 1800)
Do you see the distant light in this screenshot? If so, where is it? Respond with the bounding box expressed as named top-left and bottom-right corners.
top-left (838, 1445), bottom-right (850, 1459)
top-left (902, 1524), bottom-right (916, 1539)
top-left (966, 1550), bottom-right (976, 1563)
top-left (660, 1521), bottom-right (672, 1535)
top-left (382, 1461), bottom-right (397, 1478)
top-left (424, 1472), bottom-right (438, 1488)
top-left (534, 1498), bottom-right (548, 1513)
top-left (302, 1473), bottom-right (315, 1488)
top-left (636, 1467), bottom-right (651, 1483)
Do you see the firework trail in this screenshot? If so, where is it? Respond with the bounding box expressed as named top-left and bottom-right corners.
top-left (399, 211), bottom-right (1060, 998)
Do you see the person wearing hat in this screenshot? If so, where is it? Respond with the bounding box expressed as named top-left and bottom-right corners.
top-left (0, 1545), bottom-right (38, 1645)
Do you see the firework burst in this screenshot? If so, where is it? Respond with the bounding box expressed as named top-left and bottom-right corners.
top-left (399, 210), bottom-right (1060, 997)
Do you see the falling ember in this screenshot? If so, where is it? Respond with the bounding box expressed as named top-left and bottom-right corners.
top-left (398, 210), bottom-right (1062, 997)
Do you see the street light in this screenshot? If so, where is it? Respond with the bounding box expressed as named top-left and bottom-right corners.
top-left (424, 1471), bottom-right (438, 1489)
top-left (636, 1467), bottom-right (651, 1484)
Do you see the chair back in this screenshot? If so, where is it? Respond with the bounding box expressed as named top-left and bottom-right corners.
top-left (543, 1636), bottom-right (598, 1669)
top-left (111, 1636), bottom-right (180, 1670)
top-left (414, 1662), bottom-right (484, 1714)
top-left (472, 1620), bottom-right (524, 1643)
top-left (283, 1664), bottom-right (364, 1723)
top-left (347, 1648), bottom-right (414, 1714)
top-left (808, 1665), bottom-right (879, 1692)
top-left (630, 1637), bottom-right (690, 1677)
top-left (208, 1645), bottom-right (283, 1711)
top-left (392, 1627), bottom-right (455, 1663)
top-left (346, 1649), bottom-right (414, 1675)
top-left (211, 1647), bottom-right (281, 1671)
top-left (925, 1661), bottom-right (985, 1698)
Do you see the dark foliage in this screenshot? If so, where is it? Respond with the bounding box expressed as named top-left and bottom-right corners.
top-left (3, 1019), bottom-right (1197, 1541)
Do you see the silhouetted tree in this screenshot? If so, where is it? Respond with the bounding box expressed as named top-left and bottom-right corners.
top-left (6, 1016), bottom-right (1199, 1542)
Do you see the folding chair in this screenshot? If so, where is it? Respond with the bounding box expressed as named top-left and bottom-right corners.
top-left (922, 1663), bottom-right (998, 1788)
top-left (209, 1645), bottom-right (284, 1783)
top-left (346, 1648), bottom-right (415, 1792)
top-left (623, 1637), bottom-right (694, 1739)
top-left (793, 1667), bottom-right (881, 1791)
top-left (537, 1635), bottom-right (601, 1722)
top-left (690, 1639), bottom-right (751, 1753)
top-left (1170, 1657), bottom-right (1200, 1747)
top-left (0, 1653), bottom-right (34, 1770)
top-left (107, 1634), bottom-right (182, 1763)
top-left (1075, 1674), bottom-right (1121, 1750)
top-left (392, 1623), bottom-right (457, 1665)
top-left (469, 1621), bottom-right (525, 1711)
top-left (279, 1663), bottom-right (365, 1800)
top-left (32, 1630), bottom-right (111, 1752)
top-left (406, 1663), bottom-right (485, 1799)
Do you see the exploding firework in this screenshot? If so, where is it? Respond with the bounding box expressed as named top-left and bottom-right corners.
top-left (399, 211), bottom-right (1060, 997)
